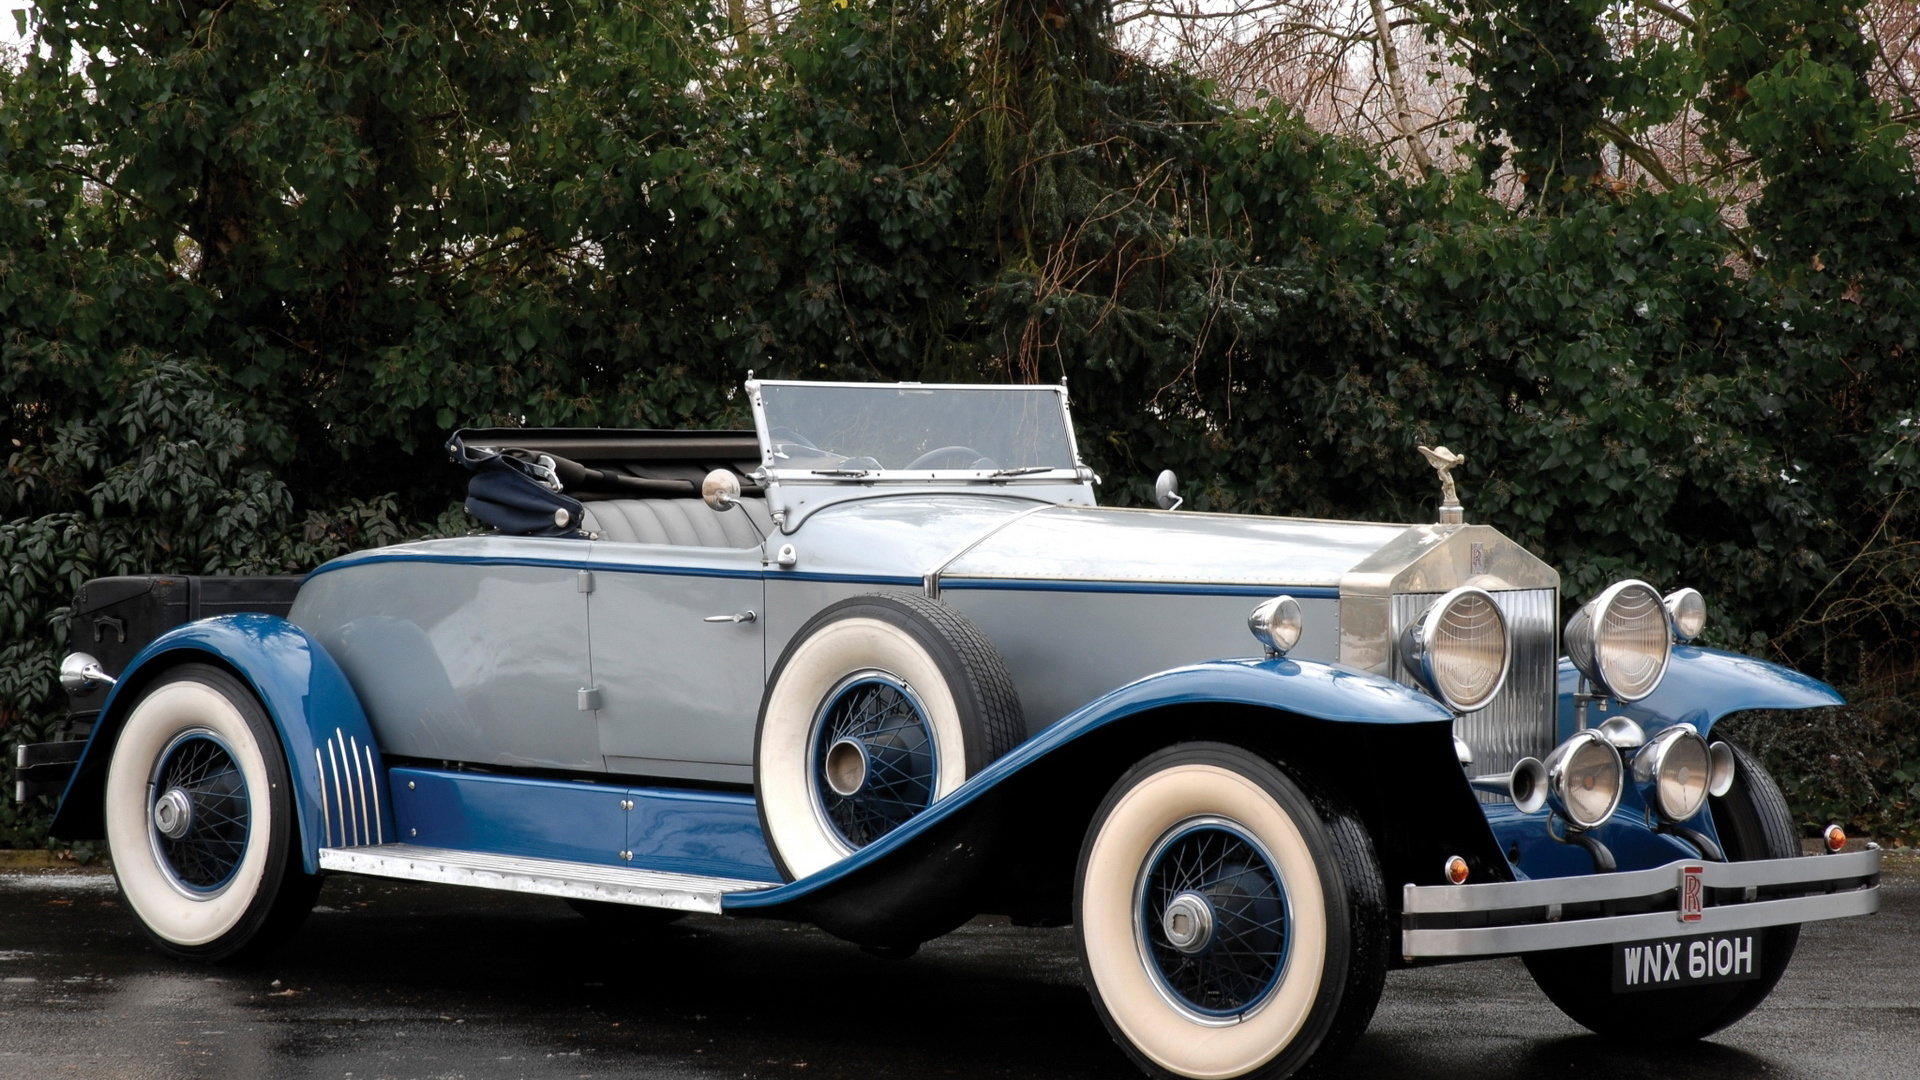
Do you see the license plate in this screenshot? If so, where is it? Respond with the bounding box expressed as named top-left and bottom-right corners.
top-left (1613, 932), bottom-right (1762, 993)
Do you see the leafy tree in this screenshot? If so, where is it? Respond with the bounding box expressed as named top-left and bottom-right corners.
top-left (3, 0), bottom-right (1917, 845)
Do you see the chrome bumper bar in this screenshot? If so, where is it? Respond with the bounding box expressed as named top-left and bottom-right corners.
top-left (1401, 848), bottom-right (1881, 960)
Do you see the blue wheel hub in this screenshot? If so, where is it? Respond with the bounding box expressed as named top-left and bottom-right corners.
top-left (1139, 821), bottom-right (1289, 1017)
top-left (810, 673), bottom-right (938, 849)
top-left (148, 732), bottom-right (250, 894)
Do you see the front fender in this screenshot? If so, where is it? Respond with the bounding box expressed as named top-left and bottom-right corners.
top-left (1557, 645), bottom-right (1844, 741)
top-left (49, 613), bottom-right (389, 873)
top-left (725, 657), bottom-right (1463, 939)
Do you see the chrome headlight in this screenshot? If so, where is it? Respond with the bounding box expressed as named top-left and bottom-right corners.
top-left (1565, 579), bottom-right (1671, 701)
top-left (1248, 595), bottom-right (1303, 656)
top-left (1543, 729), bottom-right (1624, 829)
top-left (1631, 724), bottom-right (1712, 823)
top-left (1400, 586), bottom-right (1510, 712)
top-left (1664, 587), bottom-right (1706, 642)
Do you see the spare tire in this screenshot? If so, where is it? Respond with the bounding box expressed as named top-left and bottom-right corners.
top-left (755, 593), bottom-right (1025, 880)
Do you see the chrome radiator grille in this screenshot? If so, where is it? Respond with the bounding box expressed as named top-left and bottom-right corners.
top-left (1392, 588), bottom-right (1558, 797)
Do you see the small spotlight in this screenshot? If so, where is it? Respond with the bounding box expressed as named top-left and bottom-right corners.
top-left (1824, 824), bottom-right (1848, 853)
top-left (1444, 855), bottom-right (1470, 885)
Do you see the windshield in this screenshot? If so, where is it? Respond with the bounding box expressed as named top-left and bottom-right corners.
top-left (754, 383), bottom-right (1078, 475)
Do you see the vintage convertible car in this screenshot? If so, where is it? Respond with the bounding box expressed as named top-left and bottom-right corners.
top-left (30, 380), bottom-right (1881, 1080)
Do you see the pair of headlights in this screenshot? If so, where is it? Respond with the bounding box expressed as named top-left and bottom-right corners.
top-left (1565, 580), bottom-right (1707, 702)
top-left (1511, 723), bottom-right (1735, 830)
top-left (1400, 578), bottom-right (1708, 715)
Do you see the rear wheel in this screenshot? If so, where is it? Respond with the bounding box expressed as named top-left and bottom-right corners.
top-left (1523, 738), bottom-right (1801, 1040)
top-left (104, 664), bottom-right (320, 961)
top-left (1074, 744), bottom-right (1386, 1080)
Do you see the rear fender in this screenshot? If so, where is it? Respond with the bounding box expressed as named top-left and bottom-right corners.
top-left (725, 657), bottom-right (1505, 945)
top-left (49, 613), bottom-right (388, 873)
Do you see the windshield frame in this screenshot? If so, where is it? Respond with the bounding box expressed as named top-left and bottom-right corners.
top-left (746, 379), bottom-right (1088, 484)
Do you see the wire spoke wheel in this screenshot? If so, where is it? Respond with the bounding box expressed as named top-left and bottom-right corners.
top-left (148, 731), bottom-right (252, 894)
top-left (1076, 744), bottom-right (1386, 1080)
top-left (810, 672), bottom-right (937, 849)
top-left (1139, 821), bottom-right (1289, 1018)
top-left (106, 663), bottom-right (320, 960)
top-left (757, 593), bottom-right (1023, 883)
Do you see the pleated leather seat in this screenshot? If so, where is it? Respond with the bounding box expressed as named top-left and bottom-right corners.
top-left (581, 498), bottom-right (773, 548)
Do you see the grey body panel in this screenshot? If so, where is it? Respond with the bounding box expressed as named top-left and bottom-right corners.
top-left (294, 491), bottom-right (1559, 778)
top-left (588, 545), bottom-right (766, 781)
top-left (290, 538), bottom-right (600, 771)
top-left (940, 589), bottom-right (1340, 734)
top-left (937, 505), bottom-right (1410, 588)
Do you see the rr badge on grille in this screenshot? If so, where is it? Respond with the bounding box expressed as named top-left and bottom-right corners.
top-left (1679, 864), bottom-right (1705, 922)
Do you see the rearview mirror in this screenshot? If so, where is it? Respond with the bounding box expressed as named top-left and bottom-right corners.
top-left (1154, 470), bottom-right (1183, 511)
top-left (702, 469), bottom-right (742, 512)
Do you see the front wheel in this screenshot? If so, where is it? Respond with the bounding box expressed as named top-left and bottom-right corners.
top-left (1523, 738), bottom-right (1802, 1040)
top-left (104, 663), bottom-right (320, 961)
top-left (1074, 743), bottom-right (1386, 1080)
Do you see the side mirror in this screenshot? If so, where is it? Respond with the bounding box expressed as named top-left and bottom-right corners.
top-left (702, 469), bottom-right (742, 512)
top-left (1154, 470), bottom-right (1183, 511)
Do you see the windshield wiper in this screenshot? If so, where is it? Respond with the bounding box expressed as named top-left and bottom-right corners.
top-left (810, 468), bottom-right (875, 477)
top-left (988, 466), bottom-right (1056, 477)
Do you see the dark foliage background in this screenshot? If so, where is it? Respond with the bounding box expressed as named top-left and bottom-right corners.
top-left (4, 0), bottom-right (1916, 846)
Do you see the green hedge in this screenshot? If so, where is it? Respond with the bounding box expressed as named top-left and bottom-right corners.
top-left (3, 0), bottom-right (1916, 845)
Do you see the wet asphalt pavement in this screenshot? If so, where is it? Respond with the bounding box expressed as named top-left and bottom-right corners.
top-left (0, 856), bottom-right (1913, 1080)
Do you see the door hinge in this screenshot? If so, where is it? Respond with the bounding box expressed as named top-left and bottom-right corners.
top-left (577, 570), bottom-right (595, 594)
top-left (578, 687), bottom-right (601, 711)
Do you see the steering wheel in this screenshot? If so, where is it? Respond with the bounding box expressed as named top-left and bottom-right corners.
top-left (906, 445), bottom-right (990, 470)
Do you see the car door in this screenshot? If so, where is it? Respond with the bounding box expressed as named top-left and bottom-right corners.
top-left (587, 544), bottom-right (767, 786)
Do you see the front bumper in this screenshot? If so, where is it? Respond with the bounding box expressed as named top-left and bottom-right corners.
top-left (1401, 848), bottom-right (1880, 960)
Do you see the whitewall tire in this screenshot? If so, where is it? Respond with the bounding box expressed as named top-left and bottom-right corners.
top-left (104, 664), bottom-right (319, 960)
top-left (756, 593), bottom-right (1023, 880)
top-left (1075, 743), bottom-right (1384, 1080)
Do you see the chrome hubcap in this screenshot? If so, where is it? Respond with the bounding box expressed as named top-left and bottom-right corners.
top-left (809, 671), bottom-right (939, 851)
top-left (1162, 891), bottom-right (1216, 955)
top-left (152, 787), bottom-right (194, 839)
top-left (824, 737), bottom-right (870, 797)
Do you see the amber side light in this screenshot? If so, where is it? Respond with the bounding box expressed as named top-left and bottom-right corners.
top-left (1824, 824), bottom-right (1848, 853)
top-left (1445, 856), bottom-right (1471, 885)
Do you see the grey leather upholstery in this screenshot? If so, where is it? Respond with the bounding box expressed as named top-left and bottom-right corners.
top-left (582, 498), bottom-right (772, 548)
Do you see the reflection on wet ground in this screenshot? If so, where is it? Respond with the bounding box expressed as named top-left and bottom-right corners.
top-left (0, 857), bottom-right (1912, 1080)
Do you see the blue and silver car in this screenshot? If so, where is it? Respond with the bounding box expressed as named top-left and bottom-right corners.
top-left (36, 379), bottom-right (1881, 1080)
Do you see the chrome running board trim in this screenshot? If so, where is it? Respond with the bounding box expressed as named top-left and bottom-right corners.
top-left (318, 843), bottom-right (775, 914)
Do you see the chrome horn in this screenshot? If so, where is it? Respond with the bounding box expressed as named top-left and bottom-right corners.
top-left (1469, 756), bottom-right (1548, 814)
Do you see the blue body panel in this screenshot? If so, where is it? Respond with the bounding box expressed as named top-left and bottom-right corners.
top-left (1556, 646), bottom-right (1843, 743)
top-left (51, 613), bottom-right (388, 874)
top-left (727, 656), bottom-right (1453, 911)
top-left (391, 767), bottom-right (781, 882)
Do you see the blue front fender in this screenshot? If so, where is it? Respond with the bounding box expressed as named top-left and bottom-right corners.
top-left (49, 613), bottom-right (388, 873)
top-left (1557, 645), bottom-right (1844, 742)
top-left (728, 656), bottom-right (1454, 915)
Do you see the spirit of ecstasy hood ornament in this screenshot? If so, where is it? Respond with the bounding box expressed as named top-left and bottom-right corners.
top-left (1417, 445), bottom-right (1466, 525)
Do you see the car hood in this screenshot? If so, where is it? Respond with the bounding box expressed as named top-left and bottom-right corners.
top-left (935, 504), bottom-right (1413, 589)
top-left (789, 496), bottom-right (1448, 591)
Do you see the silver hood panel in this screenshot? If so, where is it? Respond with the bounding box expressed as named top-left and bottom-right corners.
top-left (936, 505), bottom-right (1411, 588)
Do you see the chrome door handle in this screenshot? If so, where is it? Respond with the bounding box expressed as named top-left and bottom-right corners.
top-left (704, 611), bottom-right (757, 624)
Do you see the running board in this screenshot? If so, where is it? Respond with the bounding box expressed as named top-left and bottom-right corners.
top-left (317, 844), bottom-right (776, 913)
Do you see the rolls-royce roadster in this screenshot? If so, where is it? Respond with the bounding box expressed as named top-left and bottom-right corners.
top-left (27, 379), bottom-right (1880, 1080)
